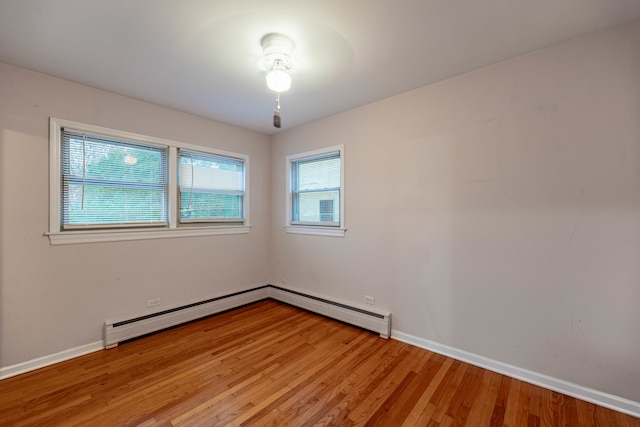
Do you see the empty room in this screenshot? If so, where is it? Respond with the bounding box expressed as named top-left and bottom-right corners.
top-left (0, 1), bottom-right (639, 426)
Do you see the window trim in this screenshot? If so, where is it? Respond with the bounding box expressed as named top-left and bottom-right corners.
top-left (48, 117), bottom-right (250, 245)
top-left (285, 145), bottom-right (345, 237)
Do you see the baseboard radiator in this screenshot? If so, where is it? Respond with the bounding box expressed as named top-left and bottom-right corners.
top-left (103, 285), bottom-right (391, 348)
top-left (103, 287), bottom-right (270, 348)
top-left (268, 285), bottom-right (391, 339)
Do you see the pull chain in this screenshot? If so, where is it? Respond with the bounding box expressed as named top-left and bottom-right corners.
top-left (273, 92), bottom-right (281, 128)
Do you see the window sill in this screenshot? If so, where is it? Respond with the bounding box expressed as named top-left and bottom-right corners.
top-left (47, 225), bottom-right (251, 245)
top-left (284, 225), bottom-right (346, 237)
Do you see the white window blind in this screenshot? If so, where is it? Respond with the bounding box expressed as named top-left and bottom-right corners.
top-left (60, 128), bottom-right (168, 229)
top-left (291, 151), bottom-right (341, 226)
top-left (178, 150), bottom-right (245, 223)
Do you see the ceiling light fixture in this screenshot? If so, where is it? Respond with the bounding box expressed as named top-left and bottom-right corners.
top-left (266, 66), bottom-right (291, 93)
top-left (261, 33), bottom-right (297, 128)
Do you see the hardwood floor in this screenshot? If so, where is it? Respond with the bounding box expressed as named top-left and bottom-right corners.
top-left (0, 300), bottom-right (638, 426)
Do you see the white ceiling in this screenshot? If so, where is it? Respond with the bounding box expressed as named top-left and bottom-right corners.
top-left (1, 1), bottom-right (640, 135)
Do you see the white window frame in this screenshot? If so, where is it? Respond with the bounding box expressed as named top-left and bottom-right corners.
top-left (48, 117), bottom-right (250, 245)
top-left (285, 145), bottom-right (345, 237)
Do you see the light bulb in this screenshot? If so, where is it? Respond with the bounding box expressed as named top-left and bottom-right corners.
top-left (266, 69), bottom-right (291, 92)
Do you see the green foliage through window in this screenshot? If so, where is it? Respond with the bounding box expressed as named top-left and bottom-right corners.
top-left (61, 129), bottom-right (168, 228)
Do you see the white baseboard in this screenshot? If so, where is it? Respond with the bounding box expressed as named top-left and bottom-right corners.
top-left (2, 285), bottom-right (390, 381)
top-left (0, 341), bottom-right (103, 380)
top-left (391, 330), bottom-right (640, 419)
top-left (6, 298), bottom-right (636, 419)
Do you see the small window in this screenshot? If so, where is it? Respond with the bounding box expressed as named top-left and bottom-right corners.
top-left (60, 128), bottom-right (168, 229)
top-left (178, 150), bottom-right (245, 224)
top-left (286, 145), bottom-right (345, 237)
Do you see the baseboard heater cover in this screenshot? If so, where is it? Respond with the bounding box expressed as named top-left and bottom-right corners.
top-left (268, 285), bottom-right (391, 339)
top-left (103, 285), bottom-right (391, 348)
top-left (103, 287), bottom-right (269, 348)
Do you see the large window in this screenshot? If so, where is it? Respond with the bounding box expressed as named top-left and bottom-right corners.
top-left (49, 118), bottom-right (250, 245)
top-left (61, 129), bottom-right (168, 229)
top-left (286, 145), bottom-right (345, 237)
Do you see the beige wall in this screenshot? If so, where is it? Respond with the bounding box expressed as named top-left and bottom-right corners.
top-left (271, 19), bottom-right (640, 402)
top-left (0, 63), bottom-right (272, 367)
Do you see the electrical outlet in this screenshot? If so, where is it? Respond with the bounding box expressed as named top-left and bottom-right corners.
top-left (364, 295), bottom-right (375, 305)
top-left (147, 298), bottom-right (160, 307)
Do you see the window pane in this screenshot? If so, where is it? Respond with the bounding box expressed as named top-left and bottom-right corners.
top-left (66, 138), bottom-right (165, 184)
top-left (297, 156), bottom-right (340, 190)
top-left (180, 193), bottom-right (243, 219)
top-left (61, 129), bottom-right (168, 228)
top-left (179, 150), bottom-right (245, 222)
top-left (64, 183), bottom-right (166, 225)
top-left (296, 190), bottom-right (340, 223)
top-left (292, 152), bottom-right (341, 225)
